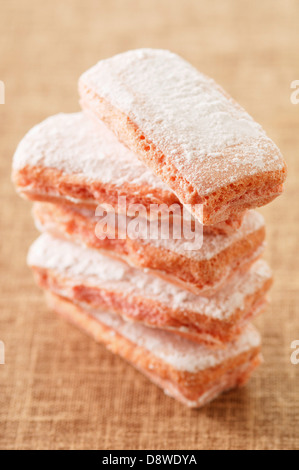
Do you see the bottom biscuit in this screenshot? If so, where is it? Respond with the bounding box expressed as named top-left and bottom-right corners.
top-left (45, 291), bottom-right (262, 408)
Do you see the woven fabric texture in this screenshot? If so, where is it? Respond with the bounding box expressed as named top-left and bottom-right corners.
top-left (0, 0), bottom-right (298, 450)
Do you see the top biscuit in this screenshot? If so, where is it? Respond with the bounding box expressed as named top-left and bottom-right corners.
top-left (79, 49), bottom-right (287, 225)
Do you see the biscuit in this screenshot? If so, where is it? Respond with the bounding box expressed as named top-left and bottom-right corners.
top-left (33, 203), bottom-right (266, 296)
top-left (12, 112), bottom-right (243, 234)
top-left (79, 49), bottom-right (287, 224)
top-left (28, 233), bottom-right (272, 346)
top-left (46, 291), bottom-right (262, 407)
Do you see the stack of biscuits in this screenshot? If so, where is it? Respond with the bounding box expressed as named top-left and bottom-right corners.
top-left (12, 49), bottom-right (287, 407)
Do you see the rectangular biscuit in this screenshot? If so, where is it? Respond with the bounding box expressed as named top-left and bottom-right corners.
top-left (46, 291), bottom-right (262, 408)
top-left (79, 49), bottom-right (287, 224)
top-left (33, 203), bottom-right (266, 296)
top-left (12, 112), bottom-right (244, 234)
top-left (27, 233), bottom-right (272, 346)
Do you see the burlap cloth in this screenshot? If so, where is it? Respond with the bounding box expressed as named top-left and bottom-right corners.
top-left (0, 0), bottom-right (298, 450)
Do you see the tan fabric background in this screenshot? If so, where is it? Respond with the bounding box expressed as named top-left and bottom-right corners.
top-left (0, 0), bottom-right (298, 450)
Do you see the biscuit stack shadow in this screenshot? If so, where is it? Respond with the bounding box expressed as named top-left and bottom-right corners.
top-left (12, 49), bottom-right (286, 407)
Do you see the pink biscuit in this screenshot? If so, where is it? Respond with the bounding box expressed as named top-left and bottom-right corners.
top-left (79, 49), bottom-right (287, 225)
top-left (12, 113), bottom-right (174, 210)
top-left (33, 204), bottom-right (266, 297)
top-left (28, 233), bottom-right (272, 346)
top-left (46, 291), bottom-right (262, 408)
top-left (12, 112), bottom-right (244, 234)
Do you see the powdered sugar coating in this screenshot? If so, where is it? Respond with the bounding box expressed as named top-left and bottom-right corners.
top-left (79, 49), bottom-right (285, 195)
top-left (42, 206), bottom-right (264, 261)
top-left (67, 301), bottom-right (261, 372)
top-left (13, 112), bottom-right (168, 192)
top-left (139, 209), bottom-right (264, 259)
top-left (28, 233), bottom-right (271, 321)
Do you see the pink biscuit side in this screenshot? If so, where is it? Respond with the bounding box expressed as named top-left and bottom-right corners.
top-left (27, 233), bottom-right (271, 320)
top-left (33, 203), bottom-right (266, 296)
top-left (141, 357), bottom-right (262, 407)
top-left (79, 49), bottom-right (287, 224)
top-left (12, 112), bottom-right (178, 210)
top-left (12, 112), bottom-right (167, 191)
top-left (12, 111), bottom-right (246, 233)
top-left (27, 232), bottom-right (272, 345)
top-left (45, 291), bottom-right (262, 407)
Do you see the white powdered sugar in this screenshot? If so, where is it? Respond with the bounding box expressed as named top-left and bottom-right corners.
top-left (77, 304), bottom-right (261, 372)
top-left (35, 204), bottom-right (265, 262)
top-left (27, 233), bottom-right (272, 321)
top-left (12, 112), bottom-right (168, 192)
top-left (142, 209), bottom-right (264, 259)
top-left (79, 49), bottom-right (285, 195)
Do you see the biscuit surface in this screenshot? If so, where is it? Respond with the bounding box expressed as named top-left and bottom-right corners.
top-left (79, 49), bottom-right (287, 224)
top-left (28, 232), bottom-right (272, 345)
top-left (33, 204), bottom-right (266, 296)
top-left (46, 292), bottom-right (262, 407)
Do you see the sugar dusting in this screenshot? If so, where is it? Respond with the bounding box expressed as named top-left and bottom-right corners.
top-left (36, 203), bottom-right (264, 262)
top-left (28, 233), bottom-right (271, 320)
top-left (143, 210), bottom-right (264, 259)
top-left (12, 112), bottom-right (168, 191)
top-left (80, 49), bottom-right (285, 194)
top-left (71, 301), bottom-right (262, 372)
